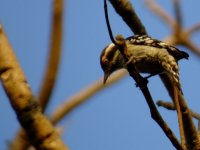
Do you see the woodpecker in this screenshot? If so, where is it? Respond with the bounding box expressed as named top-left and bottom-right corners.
top-left (100, 35), bottom-right (189, 92)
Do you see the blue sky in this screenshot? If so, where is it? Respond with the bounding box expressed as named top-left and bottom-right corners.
top-left (0, 0), bottom-right (200, 150)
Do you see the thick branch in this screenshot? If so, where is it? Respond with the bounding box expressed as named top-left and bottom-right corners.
top-left (109, 0), bottom-right (147, 35)
top-left (0, 25), bottom-right (68, 150)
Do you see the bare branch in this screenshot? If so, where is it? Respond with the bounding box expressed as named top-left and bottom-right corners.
top-left (144, 0), bottom-right (176, 29)
top-left (0, 25), bottom-right (68, 150)
top-left (159, 100), bottom-right (200, 131)
top-left (10, 1), bottom-right (65, 149)
top-left (186, 23), bottom-right (200, 35)
top-left (157, 100), bottom-right (200, 132)
top-left (157, 100), bottom-right (200, 121)
top-left (173, 0), bottom-right (182, 26)
top-left (109, 0), bottom-right (147, 35)
top-left (178, 94), bottom-right (200, 149)
top-left (184, 39), bottom-right (200, 57)
top-left (174, 87), bottom-right (186, 148)
top-left (159, 73), bottom-right (200, 149)
top-left (8, 129), bottom-right (29, 150)
top-left (39, 0), bottom-right (63, 111)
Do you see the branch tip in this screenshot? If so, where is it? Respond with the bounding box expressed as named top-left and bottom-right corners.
top-left (0, 24), bottom-right (3, 32)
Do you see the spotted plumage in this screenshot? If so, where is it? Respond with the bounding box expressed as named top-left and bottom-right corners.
top-left (126, 35), bottom-right (189, 60)
top-left (100, 35), bottom-right (189, 93)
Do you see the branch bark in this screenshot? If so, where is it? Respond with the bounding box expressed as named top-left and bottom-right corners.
top-left (0, 25), bottom-right (68, 150)
top-left (109, 0), bottom-right (147, 35)
top-left (39, 0), bottom-right (63, 111)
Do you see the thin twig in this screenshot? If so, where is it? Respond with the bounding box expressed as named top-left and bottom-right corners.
top-left (173, 0), bottom-right (182, 27)
top-left (186, 23), bottom-right (200, 35)
top-left (157, 100), bottom-right (200, 133)
top-left (140, 84), bottom-right (183, 150)
top-left (157, 100), bottom-right (200, 121)
top-left (173, 86), bottom-right (186, 149)
top-left (178, 93), bottom-right (200, 149)
top-left (104, 0), bottom-right (117, 44)
top-left (184, 39), bottom-right (200, 57)
top-left (39, 0), bottom-right (63, 111)
top-left (144, 0), bottom-right (176, 29)
top-left (160, 73), bottom-right (200, 149)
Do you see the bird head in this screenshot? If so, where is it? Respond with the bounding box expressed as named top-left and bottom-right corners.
top-left (100, 43), bottom-right (125, 84)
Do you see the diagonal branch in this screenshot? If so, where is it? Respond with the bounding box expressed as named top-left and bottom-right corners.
top-left (0, 25), bottom-right (68, 150)
top-left (184, 39), bottom-right (200, 57)
top-left (109, 0), bottom-right (147, 35)
top-left (186, 23), bottom-right (200, 35)
top-left (50, 70), bottom-right (127, 124)
top-left (144, 0), bottom-right (176, 29)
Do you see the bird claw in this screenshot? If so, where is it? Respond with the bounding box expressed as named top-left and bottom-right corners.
top-left (124, 57), bottom-right (135, 67)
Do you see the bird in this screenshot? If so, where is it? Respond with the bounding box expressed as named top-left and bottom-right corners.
top-left (100, 35), bottom-right (189, 92)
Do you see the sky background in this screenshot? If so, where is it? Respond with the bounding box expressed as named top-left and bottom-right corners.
top-left (0, 0), bottom-right (200, 150)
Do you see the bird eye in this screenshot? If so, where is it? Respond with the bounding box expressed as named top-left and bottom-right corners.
top-left (102, 58), bottom-right (109, 64)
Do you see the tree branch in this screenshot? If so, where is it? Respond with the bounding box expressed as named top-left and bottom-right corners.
top-left (109, 0), bottom-right (147, 35)
top-left (186, 23), bottom-right (200, 35)
top-left (184, 39), bottom-right (200, 57)
top-left (39, 0), bottom-right (63, 111)
top-left (173, 0), bottom-right (182, 27)
top-left (157, 100), bottom-right (200, 122)
top-left (144, 0), bottom-right (176, 29)
top-left (0, 25), bottom-right (68, 150)
top-left (10, 1), bottom-right (65, 149)
top-left (178, 94), bottom-right (200, 149)
top-left (50, 70), bottom-right (127, 124)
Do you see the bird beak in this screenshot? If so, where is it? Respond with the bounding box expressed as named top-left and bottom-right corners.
top-left (103, 72), bottom-right (110, 84)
